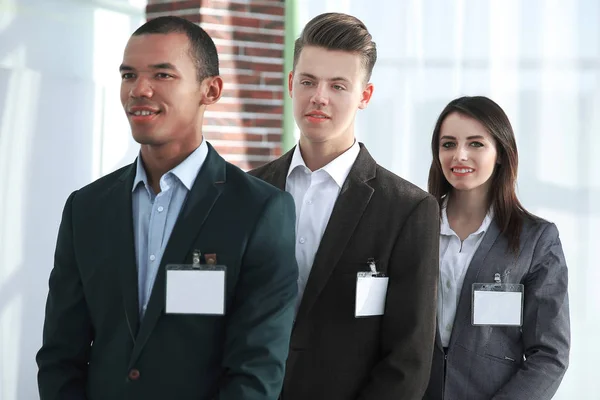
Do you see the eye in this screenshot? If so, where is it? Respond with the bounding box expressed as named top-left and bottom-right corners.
top-left (300, 80), bottom-right (313, 86)
top-left (441, 142), bottom-right (455, 148)
top-left (156, 73), bottom-right (173, 79)
top-left (121, 73), bottom-right (135, 80)
top-left (332, 84), bottom-right (346, 91)
top-left (470, 141), bottom-right (484, 147)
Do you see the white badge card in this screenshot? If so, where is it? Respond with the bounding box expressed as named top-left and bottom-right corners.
top-left (165, 254), bottom-right (226, 315)
top-left (355, 264), bottom-right (389, 318)
top-left (471, 282), bottom-right (524, 326)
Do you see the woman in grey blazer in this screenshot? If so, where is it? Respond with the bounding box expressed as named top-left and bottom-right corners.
top-left (424, 96), bottom-right (570, 400)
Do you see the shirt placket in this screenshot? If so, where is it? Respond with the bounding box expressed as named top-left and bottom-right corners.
top-left (295, 174), bottom-right (313, 291)
top-left (143, 178), bottom-right (172, 313)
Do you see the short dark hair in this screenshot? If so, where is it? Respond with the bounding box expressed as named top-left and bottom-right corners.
top-left (293, 13), bottom-right (377, 82)
top-left (132, 16), bottom-right (219, 81)
top-left (428, 96), bottom-right (536, 253)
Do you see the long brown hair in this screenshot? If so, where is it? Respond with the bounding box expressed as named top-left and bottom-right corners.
top-left (428, 96), bottom-right (535, 253)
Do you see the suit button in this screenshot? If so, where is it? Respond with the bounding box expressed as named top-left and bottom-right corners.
top-left (128, 369), bottom-right (140, 380)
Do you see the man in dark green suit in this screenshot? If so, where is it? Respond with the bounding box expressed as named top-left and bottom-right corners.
top-left (36, 16), bottom-right (298, 400)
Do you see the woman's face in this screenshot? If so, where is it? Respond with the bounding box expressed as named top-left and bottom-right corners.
top-left (438, 112), bottom-right (499, 193)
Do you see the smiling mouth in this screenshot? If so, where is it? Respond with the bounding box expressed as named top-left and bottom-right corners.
top-left (129, 110), bottom-right (159, 116)
top-left (452, 167), bottom-right (474, 173)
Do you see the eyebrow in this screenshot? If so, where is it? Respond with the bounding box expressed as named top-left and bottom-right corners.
top-left (119, 63), bottom-right (179, 72)
top-left (298, 72), bottom-right (351, 84)
top-left (440, 135), bottom-right (486, 140)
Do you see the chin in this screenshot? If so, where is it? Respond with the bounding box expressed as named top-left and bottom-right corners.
top-left (451, 182), bottom-right (486, 192)
top-left (452, 185), bottom-right (475, 191)
top-left (131, 132), bottom-right (162, 146)
top-left (300, 132), bottom-right (330, 144)
top-left (302, 125), bottom-right (343, 142)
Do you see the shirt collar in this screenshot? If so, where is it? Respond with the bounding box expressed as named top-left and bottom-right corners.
top-left (286, 140), bottom-right (360, 188)
top-left (132, 139), bottom-right (209, 192)
top-left (440, 196), bottom-right (495, 237)
top-left (132, 156), bottom-right (149, 192)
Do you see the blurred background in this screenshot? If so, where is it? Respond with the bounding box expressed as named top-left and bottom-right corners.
top-left (0, 0), bottom-right (597, 399)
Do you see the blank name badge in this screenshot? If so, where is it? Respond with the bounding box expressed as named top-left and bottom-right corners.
top-left (471, 283), bottom-right (524, 326)
top-left (355, 272), bottom-right (389, 317)
top-left (165, 264), bottom-right (226, 315)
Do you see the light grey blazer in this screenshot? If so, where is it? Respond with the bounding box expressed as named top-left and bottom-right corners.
top-left (424, 217), bottom-right (570, 400)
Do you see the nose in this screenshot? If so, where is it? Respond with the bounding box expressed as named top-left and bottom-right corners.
top-left (454, 146), bottom-right (469, 162)
top-left (310, 83), bottom-right (328, 106)
top-left (129, 77), bottom-right (153, 99)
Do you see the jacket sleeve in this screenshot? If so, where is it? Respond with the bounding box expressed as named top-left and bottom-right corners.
top-left (36, 191), bottom-right (92, 400)
top-left (215, 190), bottom-right (298, 400)
top-left (492, 223), bottom-right (570, 400)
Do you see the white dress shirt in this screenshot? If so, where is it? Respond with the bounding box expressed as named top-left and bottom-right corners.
top-left (286, 141), bottom-right (360, 312)
top-left (438, 200), bottom-right (494, 347)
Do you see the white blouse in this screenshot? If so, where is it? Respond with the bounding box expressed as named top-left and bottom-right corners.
top-left (438, 201), bottom-right (494, 347)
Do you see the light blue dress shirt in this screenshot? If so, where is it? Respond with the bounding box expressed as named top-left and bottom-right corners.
top-left (131, 140), bottom-right (208, 318)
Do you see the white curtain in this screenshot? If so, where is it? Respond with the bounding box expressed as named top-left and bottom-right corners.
top-left (297, 1), bottom-right (599, 399)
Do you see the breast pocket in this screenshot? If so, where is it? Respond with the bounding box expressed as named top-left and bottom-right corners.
top-left (333, 259), bottom-right (389, 277)
top-left (328, 260), bottom-right (389, 319)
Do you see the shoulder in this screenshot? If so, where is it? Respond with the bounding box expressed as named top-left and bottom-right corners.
top-left (247, 159), bottom-right (275, 179)
top-left (72, 164), bottom-right (133, 203)
top-left (225, 161), bottom-right (289, 203)
top-left (510, 214), bottom-right (564, 268)
top-left (521, 214), bottom-right (560, 244)
top-left (372, 164), bottom-right (437, 210)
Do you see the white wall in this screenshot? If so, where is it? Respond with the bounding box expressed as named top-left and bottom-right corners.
top-left (297, 1), bottom-right (599, 399)
top-left (0, 0), bottom-right (145, 399)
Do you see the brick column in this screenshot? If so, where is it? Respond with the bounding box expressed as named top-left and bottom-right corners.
top-left (146, 0), bottom-right (285, 170)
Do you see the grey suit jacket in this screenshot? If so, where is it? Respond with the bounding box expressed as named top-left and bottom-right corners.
top-left (424, 217), bottom-right (570, 400)
top-left (249, 143), bottom-right (440, 400)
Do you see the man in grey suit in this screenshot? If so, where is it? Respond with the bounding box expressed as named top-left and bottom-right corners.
top-left (249, 13), bottom-right (440, 400)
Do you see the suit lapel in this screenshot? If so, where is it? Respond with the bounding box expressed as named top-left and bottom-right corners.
top-left (295, 144), bottom-right (376, 325)
top-left (129, 144), bottom-right (226, 366)
top-left (448, 221), bottom-right (501, 348)
top-left (108, 163), bottom-right (140, 341)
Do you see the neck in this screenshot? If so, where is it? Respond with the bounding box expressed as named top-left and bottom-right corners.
top-left (298, 135), bottom-right (355, 171)
top-left (446, 186), bottom-right (490, 223)
top-left (140, 137), bottom-right (202, 192)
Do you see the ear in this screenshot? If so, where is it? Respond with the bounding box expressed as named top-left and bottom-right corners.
top-left (200, 76), bottom-right (223, 105)
top-left (358, 82), bottom-right (374, 110)
top-left (288, 70), bottom-right (294, 98)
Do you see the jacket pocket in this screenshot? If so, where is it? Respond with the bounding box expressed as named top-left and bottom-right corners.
top-left (484, 352), bottom-right (520, 366)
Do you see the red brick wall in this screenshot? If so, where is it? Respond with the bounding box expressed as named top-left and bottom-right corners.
top-left (146, 0), bottom-right (285, 170)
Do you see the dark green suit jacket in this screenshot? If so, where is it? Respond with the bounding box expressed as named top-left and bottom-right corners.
top-left (37, 143), bottom-right (298, 400)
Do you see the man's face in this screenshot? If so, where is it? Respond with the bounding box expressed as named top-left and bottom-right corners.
top-left (120, 33), bottom-right (204, 147)
top-left (289, 46), bottom-right (373, 147)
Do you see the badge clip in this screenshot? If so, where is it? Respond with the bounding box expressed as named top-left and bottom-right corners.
top-left (192, 250), bottom-right (201, 268)
top-left (494, 273), bottom-right (501, 284)
top-left (368, 258), bottom-right (377, 274)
